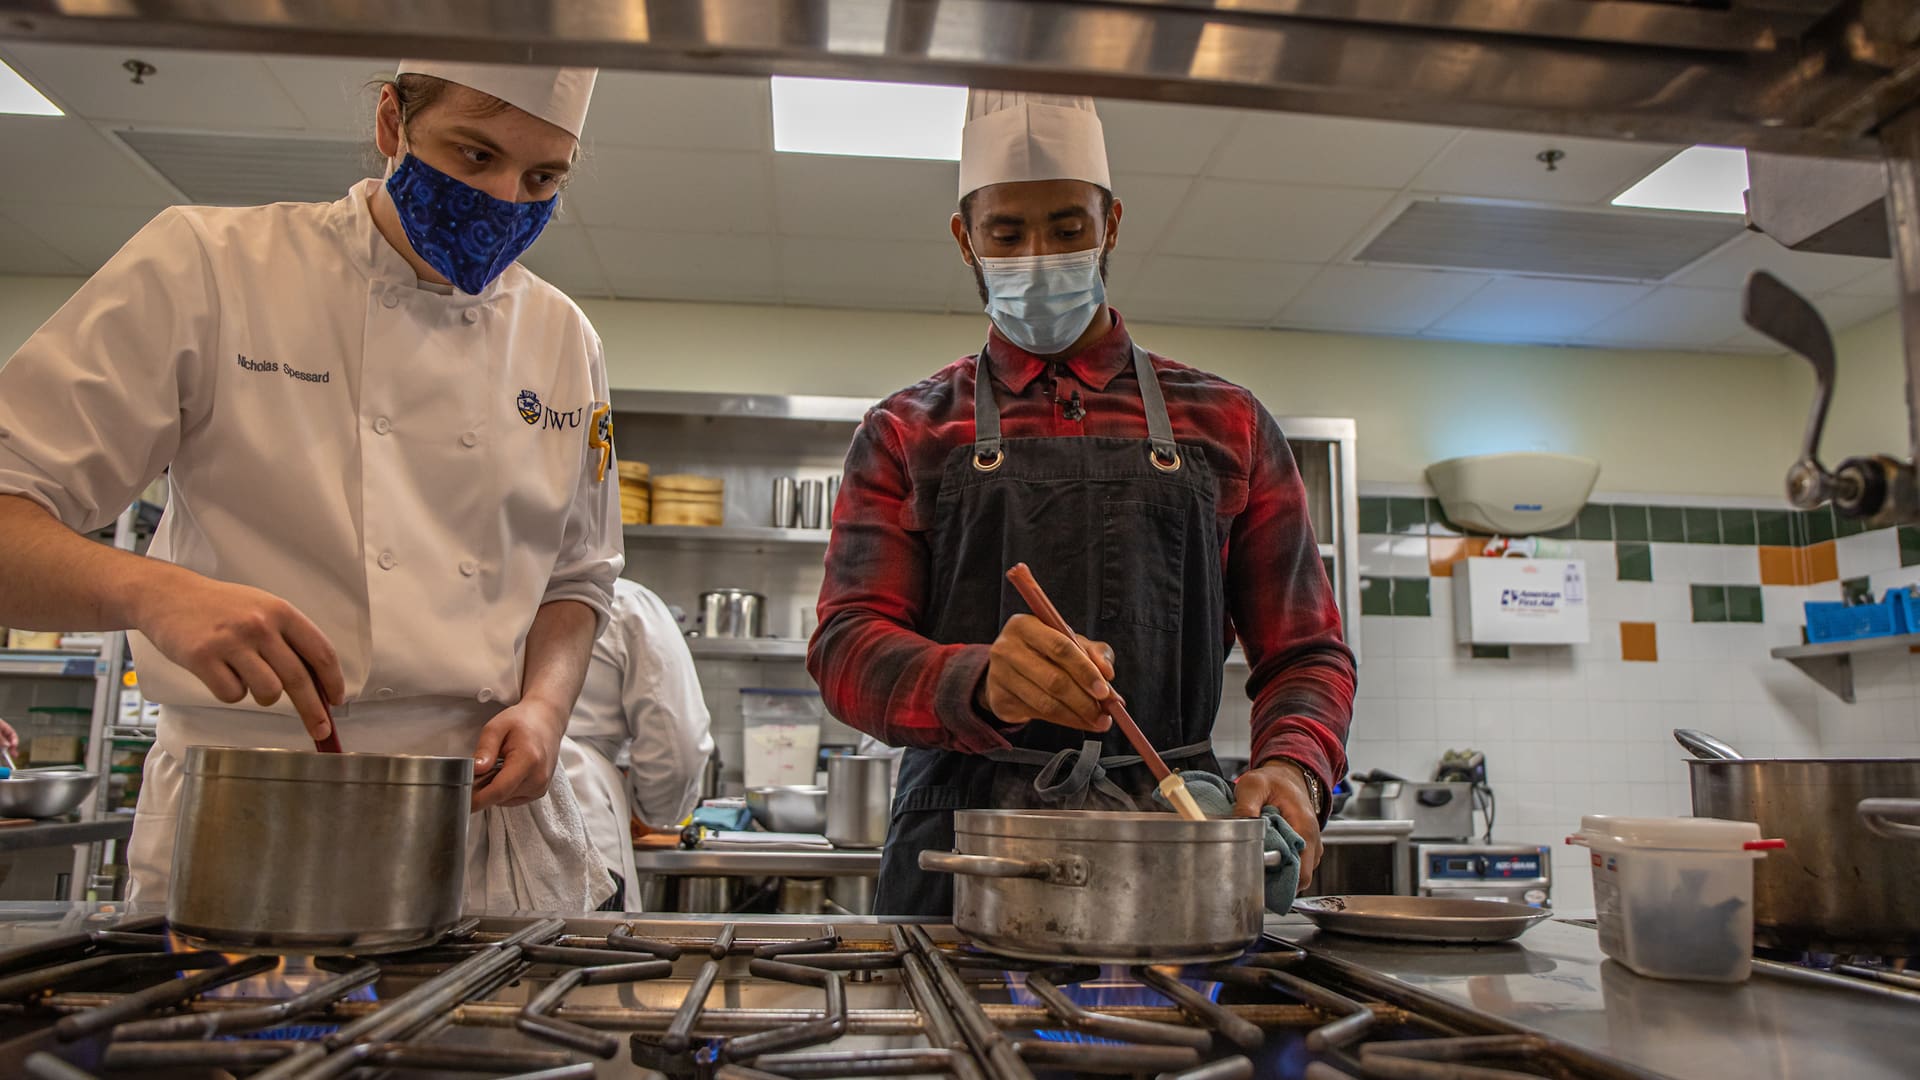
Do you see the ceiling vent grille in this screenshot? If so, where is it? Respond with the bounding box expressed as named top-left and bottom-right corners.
top-left (114, 129), bottom-right (372, 206)
top-left (1357, 199), bottom-right (1742, 282)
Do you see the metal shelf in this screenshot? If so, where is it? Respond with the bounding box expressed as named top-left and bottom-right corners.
top-left (0, 649), bottom-right (102, 679)
top-left (623, 524), bottom-right (830, 552)
top-left (687, 638), bottom-right (810, 662)
top-left (104, 727), bottom-right (156, 743)
top-left (1770, 632), bottom-right (1920, 703)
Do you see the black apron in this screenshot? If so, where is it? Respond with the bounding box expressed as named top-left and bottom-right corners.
top-left (874, 339), bottom-right (1227, 916)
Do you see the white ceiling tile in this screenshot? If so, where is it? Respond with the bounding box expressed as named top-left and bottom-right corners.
top-left (2, 43), bottom-right (307, 130)
top-left (1674, 231), bottom-right (1891, 294)
top-left (1211, 113), bottom-right (1457, 189)
top-left (774, 154), bottom-right (957, 241)
top-left (589, 228), bottom-right (779, 303)
top-left (518, 223), bottom-right (610, 299)
top-left (584, 71), bottom-right (770, 151)
top-left (258, 55), bottom-right (389, 134)
top-left (1411, 130), bottom-right (1681, 204)
top-left (1427, 277), bottom-right (1652, 341)
top-left (778, 238), bottom-right (962, 311)
top-left (563, 147), bottom-right (772, 232)
top-left (1121, 256), bottom-right (1317, 327)
top-left (1096, 99), bottom-right (1239, 177)
top-left (1719, 324), bottom-right (1781, 353)
top-left (1833, 260), bottom-right (1898, 298)
top-left (10, 202), bottom-right (165, 271)
top-left (1158, 180), bottom-right (1394, 261)
top-left (1811, 290), bottom-right (1898, 331)
top-left (1577, 286), bottom-right (1749, 348)
top-left (0, 212), bottom-right (82, 275)
top-left (1277, 265), bottom-right (1490, 332)
top-left (1109, 173), bottom-right (1192, 252)
top-left (0, 117), bottom-right (180, 205)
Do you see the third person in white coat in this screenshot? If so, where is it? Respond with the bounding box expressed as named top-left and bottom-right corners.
top-left (563, 578), bottom-right (716, 908)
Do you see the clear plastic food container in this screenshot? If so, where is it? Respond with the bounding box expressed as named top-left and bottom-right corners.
top-left (1568, 815), bottom-right (1784, 983)
top-left (741, 688), bottom-right (825, 790)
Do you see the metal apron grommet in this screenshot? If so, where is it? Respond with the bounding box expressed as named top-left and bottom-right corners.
top-left (1151, 448), bottom-right (1182, 472)
top-left (974, 448), bottom-right (1005, 472)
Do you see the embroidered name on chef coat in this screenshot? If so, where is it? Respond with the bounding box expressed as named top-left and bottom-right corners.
top-left (236, 353), bottom-right (329, 384)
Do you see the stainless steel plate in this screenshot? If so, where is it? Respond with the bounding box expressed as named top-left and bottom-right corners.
top-left (1292, 895), bottom-right (1552, 944)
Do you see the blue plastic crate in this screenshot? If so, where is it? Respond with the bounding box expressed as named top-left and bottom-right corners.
top-left (1891, 588), bottom-right (1920, 634)
top-left (1804, 597), bottom-right (1902, 643)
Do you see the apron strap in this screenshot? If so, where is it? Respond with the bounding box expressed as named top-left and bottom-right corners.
top-left (972, 338), bottom-right (1182, 472)
top-left (985, 738), bottom-right (1214, 810)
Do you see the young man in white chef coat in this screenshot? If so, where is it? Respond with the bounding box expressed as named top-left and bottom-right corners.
top-left (0, 61), bottom-right (623, 910)
top-left (561, 577), bottom-right (716, 906)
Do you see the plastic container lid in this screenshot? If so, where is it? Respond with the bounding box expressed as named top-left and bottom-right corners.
top-left (1575, 814), bottom-right (1780, 853)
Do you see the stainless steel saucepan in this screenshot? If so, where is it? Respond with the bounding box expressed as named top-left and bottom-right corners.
top-left (169, 747), bottom-right (473, 954)
top-left (920, 809), bottom-right (1270, 963)
top-left (1674, 729), bottom-right (1920, 954)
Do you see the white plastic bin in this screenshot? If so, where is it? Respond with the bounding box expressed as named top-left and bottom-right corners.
top-left (741, 688), bottom-right (825, 790)
top-left (1569, 815), bottom-right (1784, 983)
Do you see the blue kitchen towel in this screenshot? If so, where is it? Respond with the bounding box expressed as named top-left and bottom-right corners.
top-left (1153, 770), bottom-right (1307, 913)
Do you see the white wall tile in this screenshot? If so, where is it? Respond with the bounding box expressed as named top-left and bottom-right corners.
top-left (1650, 543), bottom-right (1689, 582)
top-left (1718, 545), bottom-right (1761, 586)
top-left (1359, 534), bottom-right (1394, 576)
top-left (1392, 617), bottom-right (1438, 658)
top-left (1435, 699), bottom-right (1476, 741)
top-left (1361, 617), bottom-right (1397, 661)
top-left (1837, 529), bottom-right (1900, 580)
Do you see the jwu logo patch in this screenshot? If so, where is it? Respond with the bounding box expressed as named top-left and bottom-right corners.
top-left (517, 390), bottom-right (542, 425)
top-left (515, 389), bottom-right (586, 431)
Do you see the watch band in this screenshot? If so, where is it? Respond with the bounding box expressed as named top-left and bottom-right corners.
top-left (1274, 757), bottom-right (1326, 818)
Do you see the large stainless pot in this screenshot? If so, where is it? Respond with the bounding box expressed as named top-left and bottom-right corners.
top-left (920, 809), bottom-right (1268, 963)
top-left (1675, 730), bottom-right (1920, 954)
top-left (170, 747), bottom-right (472, 954)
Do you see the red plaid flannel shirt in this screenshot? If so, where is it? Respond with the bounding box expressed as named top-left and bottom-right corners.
top-left (806, 313), bottom-right (1355, 798)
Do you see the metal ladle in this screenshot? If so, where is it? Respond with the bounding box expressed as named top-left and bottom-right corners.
top-left (1673, 728), bottom-right (1742, 761)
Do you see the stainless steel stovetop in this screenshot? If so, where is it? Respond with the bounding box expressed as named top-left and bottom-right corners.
top-left (0, 910), bottom-right (1666, 1080)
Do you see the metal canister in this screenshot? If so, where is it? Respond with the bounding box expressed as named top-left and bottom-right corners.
top-left (826, 755), bottom-right (893, 849)
top-left (698, 589), bottom-right (766, 639)
top-left (797, 480), bottom-right (825, 529)
top-left (771, 477), bottom-right (797, 528)
top-left (826, 476), bottom-right (840, 525)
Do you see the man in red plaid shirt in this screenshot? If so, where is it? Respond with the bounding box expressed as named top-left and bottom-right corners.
top-left (808, 90), bottom-right (1355, 916)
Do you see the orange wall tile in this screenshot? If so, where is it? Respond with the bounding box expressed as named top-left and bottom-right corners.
top-left (1758, 545), bottom-right (1803, 586)
top-left (1428, 535), bottom-right (1486, 577)
top-left (1805, 540), bottom-right (1838, 584)
top-left (1621, 621), bottom-right (1659, 663)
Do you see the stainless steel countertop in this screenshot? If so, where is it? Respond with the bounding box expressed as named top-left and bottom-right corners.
top-left (632, 846), bottom-right (882, 876)
top-left (1279, 915), bottom-right (1918, 1080)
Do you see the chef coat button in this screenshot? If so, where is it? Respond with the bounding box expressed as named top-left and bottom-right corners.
top-left (377, 550), bottom-right (396, 570)
top-left (462, 308), bottom-right (479, 325)
top-left (460, 431), bottom-right (478, 448)
top-left (459, 560), bottom-right (478, 577)
top-left (375, 686), bottom-right (396, 699)
top-left (372, 416), bottom-right (391, 436)
top-left (382, 291), bottom-right (401, 309)
top-left (477, 687), bottom-right (495, 703)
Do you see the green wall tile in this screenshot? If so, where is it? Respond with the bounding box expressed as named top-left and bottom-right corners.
top-left (1542, 519), bottom-right (1579, 540)
top-left (1683, 507), bottom-right (1721, 544)
top-left (1470, 645), bottom-right (1510, 660)
top-left (1392, 577), bottom-right (1431, 617)
top-left (1577, 503), bottom-right (1614, 541)
top-left (1358, 497), bottom-right (1390, 535)
top-left (1720, 509), bottom-right (1757, 545)
top-left (1426, 498), bottom-right (1462, 537)
top-left (1835, 513), bottom-right (1866, 538)
top-left (1755, 509), bottom-right (1792, 546)
top-left (1614, 505), bottom-right (1651, 542)
top-left (1360, 576), bottom-right (1393, 616)
top-left (1843, 576), bottom-right (1873, 605)
top-left (1616, 542), bottom-right (1653, 582)
top-left (1802, 507), bottom-right (1836, 545)
top-left (1649, 506), bottom-right (1686, 542)
top-left (1691, 584), bottom-right (1728, 623)
top-left (1901, 526), bottom-right (1920, 568)
top-left (1727, 585), bottom-right (1764, 623)
top-left (1388, 497), bottom-right (1429, 535)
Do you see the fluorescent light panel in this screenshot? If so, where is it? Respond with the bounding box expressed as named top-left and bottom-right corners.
top-left (0, 58), bottom-right (60, 116)
top-left (1612, 145), bottom-right (1749, 215)
top-left (771, 76), bottom-right (964, 160)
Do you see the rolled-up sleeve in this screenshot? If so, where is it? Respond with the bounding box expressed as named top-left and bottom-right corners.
top-left (540, 329), bottom-right (622, 634)
top-left (0, 208), bottom-right (213, 531)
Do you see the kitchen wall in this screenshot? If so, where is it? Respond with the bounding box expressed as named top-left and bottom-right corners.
top-left (1, 272), bottom-right (1816, 496)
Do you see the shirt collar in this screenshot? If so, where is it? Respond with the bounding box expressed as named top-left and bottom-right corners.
top-left (983, 310), bottom-right (1134, 395)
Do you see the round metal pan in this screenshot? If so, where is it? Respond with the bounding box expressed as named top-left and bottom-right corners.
top-left (1292, 895), bottom-right (1551, 944)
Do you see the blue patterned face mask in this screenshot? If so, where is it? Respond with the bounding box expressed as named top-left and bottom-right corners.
top-left (384, 154), bottom-right (556, 294)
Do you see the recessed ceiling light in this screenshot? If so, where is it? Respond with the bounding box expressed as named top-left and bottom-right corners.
top-left (771, 76), bottom-right (964, 161)
top-left (0, 58), bottom-right (61, 116)
top-left (1612, 145), bottom-right (1749, 215)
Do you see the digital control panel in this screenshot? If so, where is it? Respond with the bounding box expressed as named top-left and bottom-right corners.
top-left (1426, 850), bottom-right (1545, 880)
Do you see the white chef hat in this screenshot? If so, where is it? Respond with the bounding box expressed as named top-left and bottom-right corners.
top-left (395, 60), bottom-right (597, 139)
top-left (957, 90), bottom-right (1110, 200)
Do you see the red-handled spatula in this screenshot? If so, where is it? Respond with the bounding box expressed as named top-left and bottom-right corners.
top-left (1005, 563), bottom-right (1206, 822)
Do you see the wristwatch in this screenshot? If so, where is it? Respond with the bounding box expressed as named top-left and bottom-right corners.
top-left (1274, 757), bottom-right (1326, 818)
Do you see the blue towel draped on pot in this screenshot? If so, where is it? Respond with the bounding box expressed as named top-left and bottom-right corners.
top-left (1153, 770), bottom-right (1307, 913)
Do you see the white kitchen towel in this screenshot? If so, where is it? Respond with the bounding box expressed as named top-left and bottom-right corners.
top-left (479, 764), bottom-right (615, 911)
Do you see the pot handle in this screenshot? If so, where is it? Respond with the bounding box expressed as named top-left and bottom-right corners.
top-left (918, 850), bottom-right (1090, 887)
top-left (1263, 849), bottom-right (1283, 869)
top-left (1858, 798), bottom-right (1920, 842)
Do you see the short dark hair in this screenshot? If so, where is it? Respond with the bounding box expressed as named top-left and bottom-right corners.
top-left (375, 73), bottom-right (514, 136)
top-left (958, 186), bottom-right (1114, 230)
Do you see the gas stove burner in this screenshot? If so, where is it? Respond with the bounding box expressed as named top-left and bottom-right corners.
top-left (0, 914), bottom-right (1657, 1079)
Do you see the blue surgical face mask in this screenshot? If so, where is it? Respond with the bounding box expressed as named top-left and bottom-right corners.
top-left (384, 154), bottom-right (556, 294)
top-left (977, 247), bottom-right (1107, 356)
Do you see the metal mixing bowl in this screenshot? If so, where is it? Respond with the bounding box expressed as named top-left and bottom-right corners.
top-left (0, 768), bottom-right (99, 818)
top-left (746, 785), bottom-right (828, 833)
